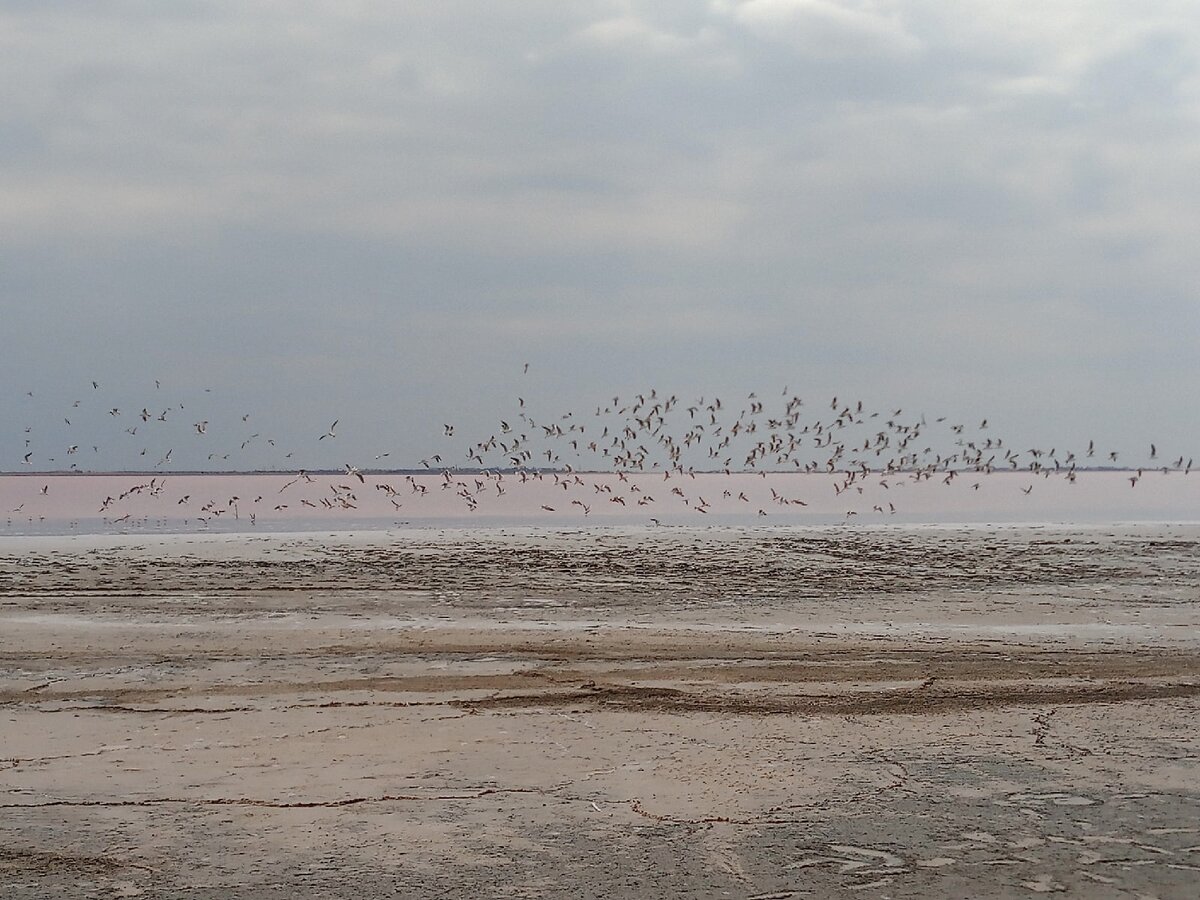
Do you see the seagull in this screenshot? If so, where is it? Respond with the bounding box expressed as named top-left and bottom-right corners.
top-left (319, 420), bottom-right (338, 440)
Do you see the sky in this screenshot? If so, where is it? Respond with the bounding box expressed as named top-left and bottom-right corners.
top-left (3, 1), bottom-right (1199, 473)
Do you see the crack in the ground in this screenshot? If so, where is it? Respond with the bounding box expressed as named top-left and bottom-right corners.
top-left (1, 697), bottom-right (450, 715)
top-left (0, 785), bottom-right (575, 810)
top-left (1031, 708), bottom-right (1096, 759)
top-left (624, 797), bottom-right (799, 826)
top-left (0, 787), bottom-right (812, 828)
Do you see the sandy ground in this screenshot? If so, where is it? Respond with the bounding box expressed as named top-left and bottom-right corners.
top-left (2, 524), bottom-right (1200, 898)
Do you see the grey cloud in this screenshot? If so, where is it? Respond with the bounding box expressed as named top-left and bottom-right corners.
top-left (3, 1), bottom-right (1200, 468)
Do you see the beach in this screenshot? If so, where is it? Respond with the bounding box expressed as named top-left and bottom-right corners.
top-left (3, 524), bottom-right (1200, 898)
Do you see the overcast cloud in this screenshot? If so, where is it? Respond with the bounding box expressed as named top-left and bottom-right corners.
top-left (3, 1), bottom-right (1199, 470)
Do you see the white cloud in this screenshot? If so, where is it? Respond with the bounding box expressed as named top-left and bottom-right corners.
top-left (579, 16), bottom-right (699, 54)
top-left (720, 0), bottom-right (922, 58)
top-left (565, 11), bottom-right (738, 74)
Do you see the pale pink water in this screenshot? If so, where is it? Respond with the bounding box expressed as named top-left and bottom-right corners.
top-left (1, 470), bottom-right (1196, 534)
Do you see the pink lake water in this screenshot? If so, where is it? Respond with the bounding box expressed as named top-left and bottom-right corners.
top-left (1, 469), bottom-right (1196, 535)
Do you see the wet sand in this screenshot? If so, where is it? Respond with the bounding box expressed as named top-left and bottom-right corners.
top-left (3, 524), bottom-right (1200, 898)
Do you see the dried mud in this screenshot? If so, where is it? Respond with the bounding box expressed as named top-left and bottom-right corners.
top-left (3, 524), bottom-right (1200, 898)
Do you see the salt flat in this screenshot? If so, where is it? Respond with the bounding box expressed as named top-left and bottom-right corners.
top-left (2, 525), bottom-right (1199, 898)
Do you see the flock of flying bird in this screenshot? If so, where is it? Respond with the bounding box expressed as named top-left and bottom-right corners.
top-left (5, 370), bottom-right (1195, 529)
